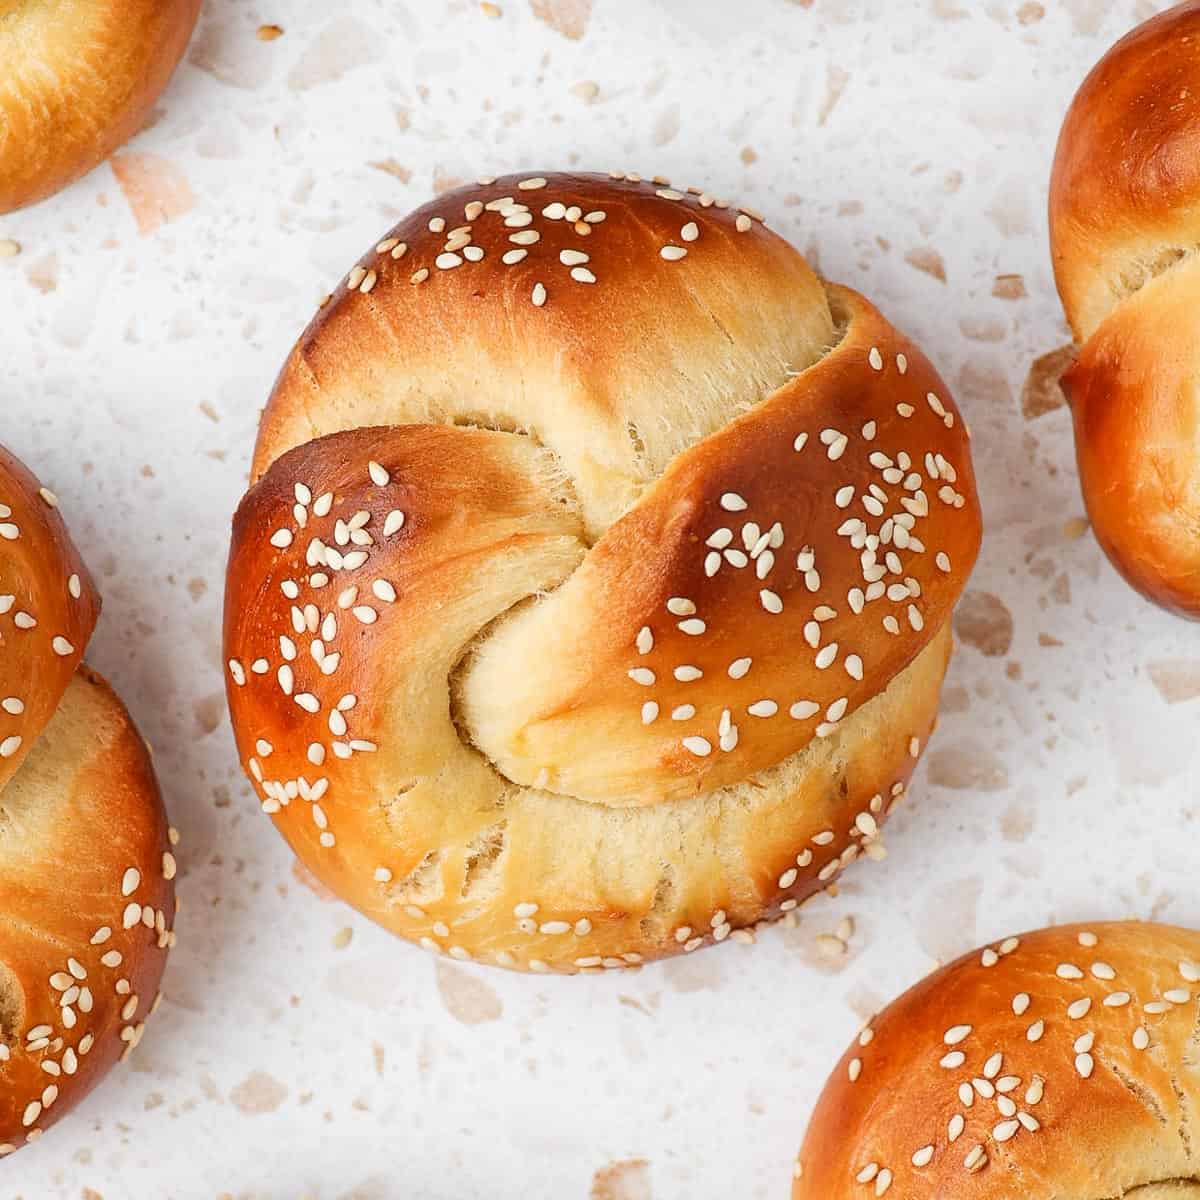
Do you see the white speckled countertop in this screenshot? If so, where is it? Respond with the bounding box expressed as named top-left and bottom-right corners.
top-left (2, 1), bottom-right (1197, 1197)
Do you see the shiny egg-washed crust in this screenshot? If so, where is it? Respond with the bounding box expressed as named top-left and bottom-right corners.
top-left (1050, 3), bottom-right (1200, 618)
top-left (794, 921), bottom-right (1200, 1199)
top-left (0, 446), bottom-right (176, 1156)
top-left (226, 171), bottom-right (981, 972)
top-left (0, 444), bottom-right (99, 792)
top-left (0, 0), bottom-right (201, 213)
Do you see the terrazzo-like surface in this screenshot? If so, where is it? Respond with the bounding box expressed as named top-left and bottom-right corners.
top-left (1, 1), bottom-right (1196, 1197)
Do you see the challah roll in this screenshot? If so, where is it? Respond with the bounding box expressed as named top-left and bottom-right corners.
top-left (794, 921), bottom-right (1200, 1199)
top-left (224, 170), bottom-right (982, 973)
top-left (0, 445), bottom-right (176, 1157)
top-left (0, 0), bottom-right (202, 213)
top-left (1050, 2), bottom-right (1200, 619)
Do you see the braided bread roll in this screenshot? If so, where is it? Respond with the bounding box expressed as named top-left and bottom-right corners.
top-left (794, 921), bottom-right (1200, 1199)
top-left (0, 445), bottom-right (175, 1157)
top-left (224, 171), bottom-right (982, 973)
top-left (0, 0), bottom-right (202, 213)
top-left (1050, 2), bottom-right (1200, 618)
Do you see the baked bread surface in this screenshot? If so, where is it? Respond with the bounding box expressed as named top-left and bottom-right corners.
top-left (0, 0), bottom-right (201, 212)
top-left (1050, 2), bottom-right (1200, 617)
top-left (795, 921), bottom-right (1200, 1199)
top-left (0, 445), bottom-right (175, 1156)
top-left (226, 171), bottom-right (982, 972)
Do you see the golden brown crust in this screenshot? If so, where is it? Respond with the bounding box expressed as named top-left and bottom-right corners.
top-left (794, 921), bottom-right (1200, 1200)
top-left (0, 0), bottom-right (202, 213)
top-left (1063, 258), bottom-right (1200, 617)
top-left (226, 171), bottom-right (982, 972)
top-left (0, 445), bottom-right (176, 1156)
top-left (0, 669), bottom-right (175, 1156)
top-left (1049, 4), bottom-right (1200, 618)
top-left (0, 445), bottom-right (100, 792)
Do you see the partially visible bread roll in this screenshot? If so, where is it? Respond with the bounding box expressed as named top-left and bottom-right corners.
top-left (225, 170), bottom-right (982, 973)
top-left (794, 921), bottom-right (1200, 1198)
top-left (1050, 2), bottom-right (1200, 618)
top-left (0, 0), bottom-right (202, 213)
top-left (0, 445), bottom-right (176, 1157)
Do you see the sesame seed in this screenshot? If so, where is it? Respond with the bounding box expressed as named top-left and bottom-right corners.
top-left (868, 347), bottom-right (884, 371)
top-left (815, 644), bottom-right (838, 670)
top-left (517, 177), bottom-right (547, 190)
top-left (560, 249), bottom-right (590, 266)
top-left (1133, 1026), bottom-right (1150, 1050)
top-left (790, 700), bottom-right (819, 719)
top-left (627, 667), bottom-right (655, 686)
top-left (641, 701), bottom-right (658, 725)
top-left (720, 493), bottom-right (747, 511)
top-left (682, 736), bottom-right (711, 757)
top-left (748, 700), bottom-right (777, 717)
top-left (944, 1024), bottom-right (972, 1045)
top-left (531, 282), bottom-right (547, 307)
top-left (674, 665), bottom-right (702, 682)
top-left (728, 657), bottom-right (751, 679)
top-left (570, 266), bottom-right (596, 283)
top-left (735, 214), bottom-right (752, 232)
top-left (368, 461), bottom-right (390, 486)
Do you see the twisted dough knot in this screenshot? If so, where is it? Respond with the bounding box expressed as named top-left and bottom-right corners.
top-left (1051, 1), bottom-right (1200, 618)
top-left (0, 446), bottom-right (175, 1157)
top-left (225, 171), bottom-right (981, 973)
